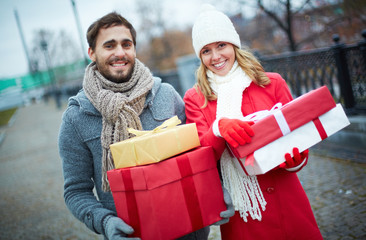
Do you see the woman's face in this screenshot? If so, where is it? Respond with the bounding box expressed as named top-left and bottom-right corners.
top-left (200, 42), bottom-right (236, 76)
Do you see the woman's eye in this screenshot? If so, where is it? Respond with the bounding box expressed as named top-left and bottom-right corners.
top-left (201, 49), bottom-right (209, 55)
top-left (218, 43), bottom-right (226, 48)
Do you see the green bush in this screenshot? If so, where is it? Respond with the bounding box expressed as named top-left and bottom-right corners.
top-left (0, 108), bottom-right (17, 126)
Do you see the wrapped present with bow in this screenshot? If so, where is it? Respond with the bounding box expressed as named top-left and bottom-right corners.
top-left (229, 86), bottom-right (350, 175)
top-left (110, 116), bottom-right (200, 169)
top-left (107, 146), bottom-right (226, 240)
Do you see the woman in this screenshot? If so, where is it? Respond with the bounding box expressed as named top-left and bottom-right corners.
top-left (183, 4), bottom-right (323, 240)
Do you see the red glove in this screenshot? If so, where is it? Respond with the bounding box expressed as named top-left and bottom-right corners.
top-left (218, 118), bottom-right (255, 148)
top-left (280, 147), bottom-right (309, 169)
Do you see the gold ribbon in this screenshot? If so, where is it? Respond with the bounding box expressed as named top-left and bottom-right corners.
top-left (128, 116), bottom-right (182, 137)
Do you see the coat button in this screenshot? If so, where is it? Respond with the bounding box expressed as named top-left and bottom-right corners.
top-left (87, 213), bottom-right (92, 219)
top-left (266, 187), bottom-right (275, 193)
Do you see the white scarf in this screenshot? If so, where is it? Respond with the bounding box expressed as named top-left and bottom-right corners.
top-left (207, 61), bottom-right (267, 222)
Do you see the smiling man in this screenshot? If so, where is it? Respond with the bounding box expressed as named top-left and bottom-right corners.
top-left (58, 12), bottom-right (212, 240)
top-left (88, 24), bottom-right (136, 83)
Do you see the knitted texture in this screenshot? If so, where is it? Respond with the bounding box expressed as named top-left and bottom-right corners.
top-left (207, 61), bottom-right (250, 119)
top-left (192, 4), bottom-right (241, 57)
top-left (83, 59), bottom-right (154, 191)
top-left (208, 61), bottom-right (267, 222)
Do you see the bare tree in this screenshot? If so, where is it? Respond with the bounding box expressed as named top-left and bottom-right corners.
top-left (29, 29), bottom-right (82, 72)
top-left (135, 0), bottom-right (165, 43)
top-left (232, 0), bottom-right (365, 52)
top-left (28, 28), bottom-right (84, 88)
top-left (29, 29), bottom-right (54, 72)
top-left (135, 0), bottom-right (169, 70)
top-left (54, 30), bottom-right (83, 66)
top-left (138, 28), bottom-right (194, 71)
top-left (253, 0), bottom-right (312, 51)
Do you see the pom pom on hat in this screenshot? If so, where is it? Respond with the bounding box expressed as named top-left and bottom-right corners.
top-left (200, 3), bottom-right (216, 12)
top-left (192, 4), bottom-right (241, 57)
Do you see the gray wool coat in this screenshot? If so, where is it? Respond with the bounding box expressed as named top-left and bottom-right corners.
top-left (58, 77), bottom-right (209, 239)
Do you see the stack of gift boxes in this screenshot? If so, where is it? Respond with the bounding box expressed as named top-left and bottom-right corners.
top-left (107, 86), bottom-right (350, 239)
top-left (107, 116), bottom-right (226, 240)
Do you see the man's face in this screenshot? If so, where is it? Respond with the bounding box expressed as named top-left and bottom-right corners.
top-left (88, 25), bottom-right (136, 83)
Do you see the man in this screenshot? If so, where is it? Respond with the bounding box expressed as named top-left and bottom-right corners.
top-left (58, 12), bottom-right (219, 239)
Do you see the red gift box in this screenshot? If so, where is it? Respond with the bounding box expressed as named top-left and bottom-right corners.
top-left (231, 86), bottom-right (336, 159)
top-left (234, 104), bottom-right (349, 175)
top-left (107, 146), bottom-right (226, 240)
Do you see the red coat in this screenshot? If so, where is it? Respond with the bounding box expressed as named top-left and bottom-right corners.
top-left (183, 73), bottom-right (323, 240)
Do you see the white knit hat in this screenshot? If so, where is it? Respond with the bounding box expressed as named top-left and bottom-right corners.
top-left (192, 4), bottom-right (241, 57)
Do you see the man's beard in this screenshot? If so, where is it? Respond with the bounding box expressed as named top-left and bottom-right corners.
top-left (96, 57), bottom-right (135, 83)
top-left (108, 64), bottom-right (135, 83)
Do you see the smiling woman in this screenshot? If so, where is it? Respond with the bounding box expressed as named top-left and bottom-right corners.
top-left (200, 42), bottom-right (236, 76)
top-left (183, 4), bottom-right (323, 240)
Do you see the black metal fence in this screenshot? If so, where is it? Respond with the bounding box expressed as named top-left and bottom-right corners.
top-left (258, 31), bottom-right (366, 115)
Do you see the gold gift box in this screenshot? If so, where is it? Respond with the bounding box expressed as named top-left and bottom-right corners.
top-left (110, 116), bottom-right (201, 169)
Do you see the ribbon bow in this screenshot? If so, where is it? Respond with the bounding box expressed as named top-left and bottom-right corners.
top-left (128, 116), bottom-right (182, 137)
top-left (240, 103), bottom-right (283, 122)
top-left (239, 103), bottom-right (292, 167)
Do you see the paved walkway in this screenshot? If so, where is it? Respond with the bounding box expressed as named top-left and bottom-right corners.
top-left (0, 101), bottom-right (365, 240)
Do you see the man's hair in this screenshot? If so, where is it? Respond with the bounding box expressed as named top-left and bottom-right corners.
top-left (87, 12), bottom-right (137, 50)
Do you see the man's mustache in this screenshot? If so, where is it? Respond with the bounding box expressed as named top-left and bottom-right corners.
top-left (109, 57), bottom-right (129, 63)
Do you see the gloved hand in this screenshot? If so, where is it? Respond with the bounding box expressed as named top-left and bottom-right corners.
top-left (280, 147), bottom-right (309, 169)
top-left (214, 186), bottom-right (235, 225)
top-left (218, 118), bottom-right (254, 148)
top-left (104, 216), bottom-right (140, 240)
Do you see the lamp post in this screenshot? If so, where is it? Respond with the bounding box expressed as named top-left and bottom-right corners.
top-left (40, 33), bottom-right (60, 108)
top-left (14, 9), bottom-right (33, 74)
top-left (40, 36), bottom-right (54, 87)
top-left (70, 0), bottom-right (89, 66)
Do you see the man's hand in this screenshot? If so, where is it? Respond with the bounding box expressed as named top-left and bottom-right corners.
top-left (214, 186), bottom-right (235, 225)
top-left (104, 216), bottom-right (140, 240)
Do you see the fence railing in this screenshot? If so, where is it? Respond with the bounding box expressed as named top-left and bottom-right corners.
top-left (0, 59), bottom-right (87, 92)
top-left (171, 31), bottom-right (366, 115)
top-left (258, 31), bottom-right (366, 114)
top-left (2, 32), bottom-right (365, 115)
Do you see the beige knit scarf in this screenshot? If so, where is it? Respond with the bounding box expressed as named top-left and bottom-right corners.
top-left (83, 59), bottom-right (154, 191)
top-left (208, 61), bottom-right (267, 222)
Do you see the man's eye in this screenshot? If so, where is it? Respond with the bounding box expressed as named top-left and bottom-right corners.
top-left (123, 42), bottom-right (132, 48)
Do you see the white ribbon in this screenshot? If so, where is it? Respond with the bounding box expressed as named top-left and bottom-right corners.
top-left (273, 110), bottom-right (291, 135)
top-left (240, 103), bottom-right (291, 136)
top-left (240, 103), bottom-right (282, 122)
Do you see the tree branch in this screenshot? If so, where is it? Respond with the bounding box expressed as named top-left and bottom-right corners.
top-left (257, 0), bottom-right (288, 31)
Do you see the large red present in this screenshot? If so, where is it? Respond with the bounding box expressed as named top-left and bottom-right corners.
top-left (107, 146), bottom-right (226, 240)
top-left (230, 86), bottom-right (336, 159)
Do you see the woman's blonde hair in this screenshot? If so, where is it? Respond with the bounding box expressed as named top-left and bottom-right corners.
top-left (194, 46), bottom-right (270, 108)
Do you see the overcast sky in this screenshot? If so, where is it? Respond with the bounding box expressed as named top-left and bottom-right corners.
top-left (0, 0), bottom-right (226, 79)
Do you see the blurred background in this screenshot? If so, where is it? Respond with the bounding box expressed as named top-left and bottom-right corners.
top-left (0, 0), bottom-right (365, 113)
top-left (0, 0), bottom-right (365, 239)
